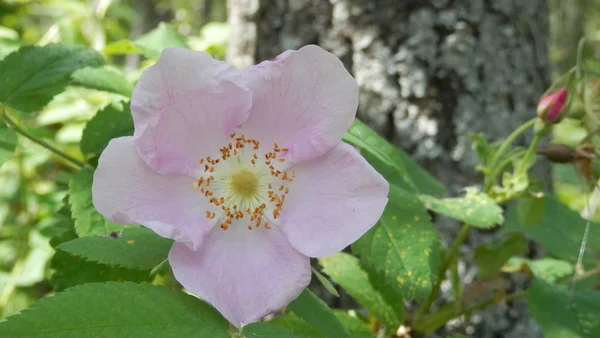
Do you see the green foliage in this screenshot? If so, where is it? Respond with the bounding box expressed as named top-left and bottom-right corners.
top-left (50, 249), bottom-right (150, 291)
top-left (57, 227), bottom-right (173, 271)
top-left (270, 312), bottom-right (373, 338)
top-left (474, 235), bottom-right (529, 279)
top-left (419, 188), bottom-right (504, 228)
top-left (517, 195), bottom-right (546, 226)
top-left (243, 322), bottom-right (298, 338)
top-left (71, 66), bottom-right (133, 97)
top-left (135, 23), bottom-right (188, 60)
top-left (319, 253), bottom-right (404, 334)
top-left (528, 279), bottom-right (600, 338)
top-left (343, 119), bottom-right (445, 196)
top-left (68, 168), bottom-right (124, 236)
top-left (352, 186), bottom-right (441, 300)
top-left (0, 44), bottom-right (103, 113)
top-left (289, 289), bottom-right (352, 338)
top-left (0, 121), bottom-right (17, 168)
top-left (0, 282), bottom-right (230, 337)
top-left (80, 101), bottom-right (134, 157)
top-left (503, 257), bottom-right (574, 283)
top-left (504, 197), bottom-right (600, 266)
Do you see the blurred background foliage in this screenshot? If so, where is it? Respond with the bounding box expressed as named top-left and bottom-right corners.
top-left (0, 0), bottom-right (597, 322)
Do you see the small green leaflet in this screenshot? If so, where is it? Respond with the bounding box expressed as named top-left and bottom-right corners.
top-left (418, 188), bottom-right (504, 228)
top-left (68, 168), bottom-right (124, 236)
top-left (289, 289), bottom-right (352, 338)
top-left (70, 66), bottom-right (133, 97)
top-left (104, 23), bottom-right (189, 60)
top-left (0, 121), bottom-right (17, 168)
top-left (352, 185), bottom-right (442, 299)
top-left (0, 44), bottom-right (103, 113)
top-left (80, 101), bottom-right (134, 157)
top-left (319, 253), bottom-right (404, 334)
top-left (528, 279), bottom-right (600, 338)
top-left (343, 119), bottom-right (445, 196)
top-left (503, 257), bottom-right (574, 283)
top-left (270, 311), bottom-right (373, 338)
top-left (0, 282), bottom-right (230, 337)
top-left (474, 234), bottom-right (528, 279)
top-left (58, 227), bottom-right (173, 271)
top-left (50, 250), bottom-right (150, 291)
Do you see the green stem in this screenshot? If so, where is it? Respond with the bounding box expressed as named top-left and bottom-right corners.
top-left (421, 291), bottom-right (527, 333)
top-left (515, 134), bottom-right (542, 176)
top-left (0, 110), bottom-right (87, 169)
top-left (416, 223), bottom-right (472, 320)
top-left (484, 118), bottom-right (537, 190)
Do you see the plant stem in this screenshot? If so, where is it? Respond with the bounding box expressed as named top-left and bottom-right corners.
top-left (421, 291), bottom-right (527, 333)
top-left (484, 118), bottom-right (537, 190)
top-left (416, 223), bottom-right (472, 320)
top-left (515, 134), bottom-right (542, 176)
top-left (0, 110), bottom-right (87, 169)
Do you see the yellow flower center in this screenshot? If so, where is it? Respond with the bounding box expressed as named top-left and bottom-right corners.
top-left (230, 170), bottom-right (259, 199)
top-left (193, 134), bottom-right (294, 231)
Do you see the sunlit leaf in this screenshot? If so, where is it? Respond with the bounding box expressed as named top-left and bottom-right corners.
top-left (68, 168), bottom-right (124, 236)
top-left (135, 23), bottom-right (188, 60)
top-left (58, 227), bottom-right (173, 271)
top-left (319, 253), bottom-right (403, 334)
top-left (80, 101), bottom-right (133, 157)
top-left (71, 66), bottom-right (133, 97)
top-left (0, 282), bottom-right (230, 337)
top-left (0, 44), bottom-right (103, 113)
top-left (419, 188), bottom-right (503, 228)
top-left (352, 185), bottom-right (442, 299)
top-left (343, 119), bottom-right (445, 196)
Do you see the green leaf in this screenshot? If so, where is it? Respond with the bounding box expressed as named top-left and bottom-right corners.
top-left (503, 257), bottom-right (574, 283)
top-left (352, 185), bottom-right (442, 299)
top-left (343, 119), bottom-right (445, 196)
top-left (289, 289), bottom-right (351, 338)
top-left (58, 227), bottom-right (173, 270)
top-left (103, 39), bottom-right (142, 55)
top-left (80, 101), bottom-right (134, 157)
top-left (504, 197), bottom-right (600, 266)
top-left (319, 253), bottom-right (403, 334)
top-left (528, 279), bottom-right (600, 338)
top-left (0, 282), bottom-right (230, 337)
top-left (69, 168), bottom-right (124, 236)
top-left (474, 234), bottom-right (528, 279)
top-left (517, 195), bottom-right (546, 226)
top-left (243, 322), bottom-right (298, 338)
top-left (418, 188), bottom-right (504, 228)
top-left (50, 250), bottom-right (150, 291)
top-left (333, 311), bottom-right (374, 338)
top-left (71, 66), bottom-right (133, 97)
top-left (135, 23), bottom-right (188, 60)
top-left (0, 44), bottom-right (103, 113)
top-left (270, 313), bottom-right (323, 338)
top-left (311, 267), bottom-right (339, 297)
top-left (0, 120), bottom-right (17, 168)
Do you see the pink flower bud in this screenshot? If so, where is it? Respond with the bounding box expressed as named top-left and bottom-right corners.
top-left (537, 88), bottom-right (567, 123)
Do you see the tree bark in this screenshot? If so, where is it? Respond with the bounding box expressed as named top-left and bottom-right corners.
top-left (227, 1), bottom-right (549, 337)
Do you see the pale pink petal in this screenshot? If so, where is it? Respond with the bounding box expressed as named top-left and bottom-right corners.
top-left (278, 142), bottom-right (389, 257)
top-left (169, 224), bottom-right (311, 327)
top-left (131, 48), bottom-right (252, 175)
top-left (239, 45), bottom-right (358, 163)
top-left (92, 137), bottom-right (213, 250)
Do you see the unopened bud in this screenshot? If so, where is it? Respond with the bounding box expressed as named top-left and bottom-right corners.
top-left (537, 88), bottom-right (568, 123)
top-left (536, 144), bottom-right (576, 164)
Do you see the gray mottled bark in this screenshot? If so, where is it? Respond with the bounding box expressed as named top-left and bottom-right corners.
top-left (227, 1), bottom-right (549, 337)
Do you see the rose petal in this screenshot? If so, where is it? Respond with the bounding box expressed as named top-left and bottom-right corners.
top-left (240, 45), bottom-right (358, 163)
top-left (278, 142), bottom-right (389, 257)
top-left (169, 224), bottom-right (311, 327)
top-left (131, 48), bottom-right (252, 175)
top-left (92, 137), bottom-right (213, 250)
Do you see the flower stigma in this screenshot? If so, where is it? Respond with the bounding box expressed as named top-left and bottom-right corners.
top-left (193, 134), bottom-right (295, 231)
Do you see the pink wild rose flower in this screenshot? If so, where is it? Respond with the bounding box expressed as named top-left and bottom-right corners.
top-left (92, 45), bottom-right (389, 327)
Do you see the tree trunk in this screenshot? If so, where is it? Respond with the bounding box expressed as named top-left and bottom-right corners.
top-left (227, 1), bottom-right (549, 336)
